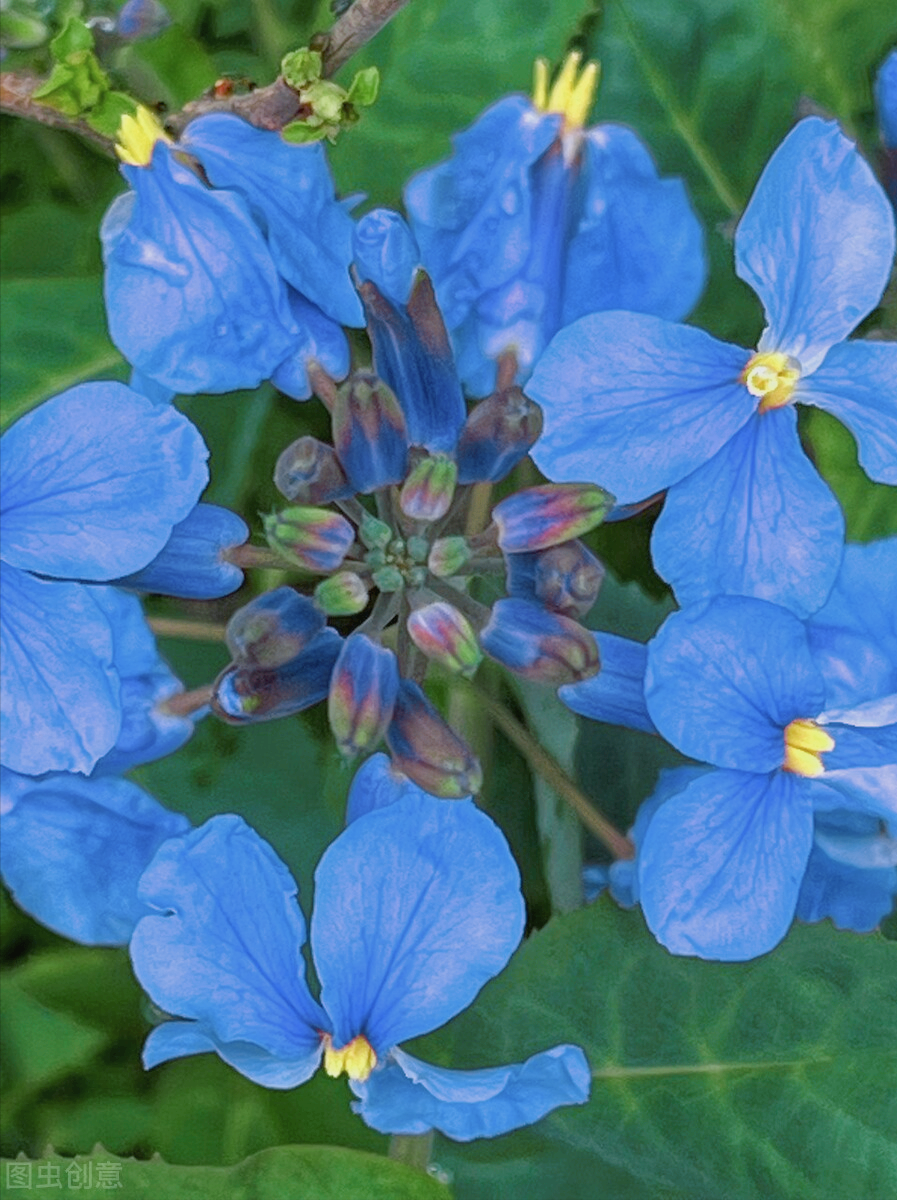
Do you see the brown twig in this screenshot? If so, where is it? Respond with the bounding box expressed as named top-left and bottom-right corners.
top-left (0, 72), bottom-right (116, 154)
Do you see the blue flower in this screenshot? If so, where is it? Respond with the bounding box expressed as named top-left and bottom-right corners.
top-left (796, 808), bottom-right (896, 933)
top-left (404, 53), bottom-right (706, 394)
top-left (129, 756), bottom-right (589, 1139)
top-left (0, 383), bottom-right (208, 776)
top-left (876, 50), bottom-right (897, 209)
top-left (115, 503), bottom-right (249, 600)
top-left (530, 117), bottom-right (897, 617)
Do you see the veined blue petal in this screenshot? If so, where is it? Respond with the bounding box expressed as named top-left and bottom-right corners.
top-left (0, 384), bottom-right (208, 580)
top-left (559, 632), bottom-right (656, 733)
top-left (272, 290), bottom-right (350, 401)
top-left (345, 753), bottom-right (442, 824)
top-left (0, 771), bottom-right (189, 945)
top-left (652, 407), bottom-right (845, 618)
top-left (115, 503), bottom-right (248, 599)
top-left (182, 114), bottom-right (362, 326)
top-left (796, 809), bottom-right (897, 931)
top-left (0, 566), bottom-right (119, 776)
top-left (645, 597), bottom-right (826, 771)
top-left (351, 1044), bottom-right (589, 1140)
top-left (877, 51), bottom-right (897, 149)
top-left (90, 586), bottom-right (159, 677)
top-left (800, 340), bottom-right (897, 484)
top-left (529, 313), bottom-right (753, 505)
top-left (143, 1023), bottom-right (323, 1088)
top-left (311, 794), bottom-right (524, 1054)
top-left (638, 769), bottom-right (814, 960)
top-left (102, 142), bottom-right (300, 394)
top-left (354, 209), bottom-right (420, 306)
top-left (735, 117), bottom-right (896, 372)
top-left (563, 124), bottom-right (706, 326)
top-left (131, 814), bottom-right (326, 1062)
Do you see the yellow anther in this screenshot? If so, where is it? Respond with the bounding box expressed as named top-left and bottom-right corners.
top-left (116, 105), bottom-right (172, 167)
top-left (741, 351), bottom-right (801, 413)
top-left (322, 1034), bottom-right (377, 1082)
top-left (783, 719), bottom-right (835, 777)
top-left (532, 51), bottom-right (600, 132)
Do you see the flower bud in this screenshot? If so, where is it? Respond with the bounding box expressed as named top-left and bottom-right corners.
top-left (331, 369), bottom-right (408, 493)
top-left (407, 602), bottom-right (483, 677)
top-left (506, 539), bottom-right (605, 618)
top-left (115, 503), bottom-right (249, 599)
top-left (314, 571), bottom-right (370, 616)
top-left (455, 387), bottom-right (544, 484)
top-left (328, 634), bottom-right (399, 757)
top-left (359, 514), bottom-right (393, 550)
top-left (492, 483), bottom-right (614, 553)
top-left (264, 506), bottom-right (355, 573)
top-left (274, 436), bottom-right (352, 505)
top-left (386, 680), bottom-right (482, 797)
top-left (211, 628), bottom-right (341, 724)
top-left (225, 587), bottom-right (325, 668)
top-left (428, 536), bottom-right (472, 578)
top-left (479, 597), bottom-right (600, 684)
top-left (399, 454), bottom-right (458, 522)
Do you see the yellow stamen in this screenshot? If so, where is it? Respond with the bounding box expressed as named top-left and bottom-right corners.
top-left (532, 59), bottom-right (549, 112)
top-left (116, 105), bottom-right (172, 167)
top-left (783, 718), bottom-right (835, 777)
top-left (532, 51), bottom-right (600, 132)
top-left (322, 1034), bottom-right (377, 1082)
top-left (741, 351), bottom-right (801, 413)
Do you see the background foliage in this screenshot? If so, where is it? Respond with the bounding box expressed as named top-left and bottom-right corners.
top-left (2, 0), bottom-right (896, 1196)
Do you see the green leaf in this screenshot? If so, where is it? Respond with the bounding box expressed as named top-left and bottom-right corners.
top-left (429, 904), bottom-right (897, 1200)
top-left (347, 66), bottom-right (380, 108)
top-left (10, 947), bottom-right (145, 1039)
top-left (0, 1145), bottom-right (451, 1199)
top-left (802, 406), bottom-right (897, 541)
top-left (0, 278), bottom-right (126, 430)
top-left (49, 14), bottom-right (94, 59)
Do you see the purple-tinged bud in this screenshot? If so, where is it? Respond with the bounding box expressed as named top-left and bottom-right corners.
top-left (455, 388), bottom-right (543, 484)
top-left (115, 503), bottom-right (249, 599)
top-left (493, 483), bottom-right (614, 553)
top-left (226, 587), bottom-right (325, 667)
top-left (399, 454), bottom-right (458, 522)
top-left (328, 633), bottom-right (399, 757)
top-left (480, 598), bottom-right (600, 684)
top-left (385, 679), bottom-right (482, 798)
top-left (212, 628), bottom-right (341, 724)
top-left (264, 506), bottom-right (355, 573)
top-left (407, 602), bottom-right (482, 677)
top-left (274, 436), bottom-right (352, 505)
top-left (314, 571), bottom-right (370, 616)
top-left (428, 536), bottom-right (472, 578)
top-left (506, 539), bottom-right (605, 619)
top-left (331, 370), bottom-right (409, 493)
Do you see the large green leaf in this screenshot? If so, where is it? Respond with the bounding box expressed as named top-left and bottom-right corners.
top-left (428, 903), bottom-right (897, 1200)
top-left (0, 1145), bottom-right (450, 1199)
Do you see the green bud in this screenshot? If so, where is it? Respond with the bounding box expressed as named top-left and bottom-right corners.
top-left (281, 47), bottom-right (322, 89)
top-left (359, 515), bottom-right (393, 550)
top-left (314, 571), bottom-right (370, 616)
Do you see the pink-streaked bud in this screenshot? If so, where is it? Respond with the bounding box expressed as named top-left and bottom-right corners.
top-left (328, 634), bottom-right (399, 757)
top-left (407, 602), bottom-right (482, 677)
top-left (226, 586), bottom-right (325, 667)
top-left (399, 454), bottom-right (458, 522)
top-left (455, 387), bottom-right (543, 484)
top-left (386, 679), bottom-right (482, 798)
top-left (211, 628), bottom-right (341, 724)
top-left (428, 536), bottom-right (472, 578)
top-left (492, 483), bottom-right (614, 553)
top-left (479, 598), bottom-right (600, 684)
top-left (506, 539), bottom-right (605, 619)
top-left (274, 436), bottom-right (352, 505)
top-left (331, 369), bottom-right (408, 493)
top-left (263, 506), bottom-right (355, 573)
top-left (314, 571), bottom-right (370, 616)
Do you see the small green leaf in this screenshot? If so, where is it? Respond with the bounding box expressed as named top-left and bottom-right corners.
top-left (1, 975), bottom-right (108, 1097)
top-left (49, 14), bottom-right (94, 59)
top-left (281, 119), bottom-right (329, 144)
top-left (347, 66), bottom-right (380, 108)
top-left (281, 47), bottom-right (323, 89)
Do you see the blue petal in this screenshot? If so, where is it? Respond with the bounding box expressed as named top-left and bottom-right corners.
top-left (645, 596), bottom-right (826, 771)
top-left (351, 1044), bottom-right (589, 1140)
top-left (0, 384), bottom-right (208, 580)
top-left (529, 313), bottom-right (753, 505)
top-left (142, 1022), bottom-right (323, 1088)
top-left (638, 769), bottom-right (814, 960)
top-left (354, 209), bottom-right (420, 306)
top-left (735, 117), bottom-right (896, 372)
top-left (876, 50), bottom-right (897, 149)
top-left (115, 503), bottom-right (248, 599)
top-left (130, 814), bottom-right (326, 1062)
top-left (0, 770), bottom-right (190, 945)
top-left (311, 794), bottom-right (524, 1053)
top-left (90, 586), bottom-right (159, 677)
top-left (651, 407), bottom-right (845, 618)
top-left (796, 810), bottom-right (897, 931)
top-left (562, 124), bottom-right (706, 326)
top-left (129, 368), bottom-right (175, 405)
top-left (102, 143), bottom-right (300, 394)
top-left (800, 340), bottom-right (897, 484)
top-left (271, 289), bottom-right (351, 401)
top-left (0, 566), bottom-right (120, 776)
top-left (182, 114), bottom-right (362, 326)
top-left (559, 632), bottom-right (656, 733)
top-left (344, 754), bottom-right (438, 824)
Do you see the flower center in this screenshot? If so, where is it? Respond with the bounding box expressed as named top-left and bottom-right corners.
top-left (782, 718), bottom-right (835, 777)
top-left (741, 351), bottom-right (801, 413)
top-left (116, 105), bottom-right (172, 167)
top-left (322, 1034), bottom-right (377, 1082)
top-left (532, 51), bottom-right (600, 134)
